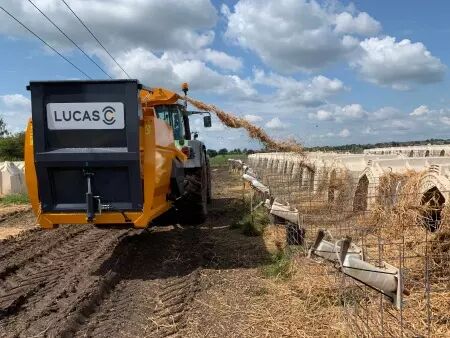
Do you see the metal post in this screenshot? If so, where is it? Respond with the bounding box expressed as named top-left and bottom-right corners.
top-left (399, 242), bottom-right (403, 338)
top-left (250, 186), bottom-right (254, 224)
top-left (425, 229), bottom-right (431, 338)
top-left (378, 235), bottom-right (384, 337)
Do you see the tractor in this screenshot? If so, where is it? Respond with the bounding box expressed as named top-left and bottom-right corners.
top-left (24, 80), bottom-right (212, 228)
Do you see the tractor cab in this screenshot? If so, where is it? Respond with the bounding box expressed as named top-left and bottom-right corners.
top-left (141, 83), bottom-right (211, 146)
top-left (154, 104), bottom-right (188, 145)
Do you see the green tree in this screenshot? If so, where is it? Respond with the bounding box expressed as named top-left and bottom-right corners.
top-left (207, 149), bottom-right (218, 158)
top-left (0, 132), bottom-right (25, 160)
top-left (218, 148), bottom-right (228, 155)
top-left (0, 118), bottom-right (9, 137)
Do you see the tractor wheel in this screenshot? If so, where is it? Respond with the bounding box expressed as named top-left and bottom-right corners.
top-left (178, 165), bottom-right (208, 225)
top-left (206, 156), bottom-right (212, 204)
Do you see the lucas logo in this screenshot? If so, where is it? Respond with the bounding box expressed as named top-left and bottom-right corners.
top-left (102, 106), bottom-right (116, 125)
top-left (47, 102), bottom-right (124, 130)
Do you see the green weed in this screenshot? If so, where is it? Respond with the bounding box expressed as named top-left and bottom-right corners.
top-left (0, 193), bottom-right (29, 205)
top-left (263, 249), bottom-right (295, 280)
top-left (232, 207), bottom-right (269, 236)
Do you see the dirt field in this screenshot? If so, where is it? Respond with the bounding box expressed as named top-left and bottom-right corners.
top-left (0, 168), bottom-right (348, 337)
top-left (0, 205), bottom-right (35, 240)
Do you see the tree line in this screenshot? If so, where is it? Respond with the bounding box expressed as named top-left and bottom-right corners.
top-left (0, 118), bottom-right (24, 161)
top-left (305, 138), bottom-right (450, 153)
top-left (207, 138), bottom-right (450, 157)
top-left (206, 148), bottom-right (256, 157)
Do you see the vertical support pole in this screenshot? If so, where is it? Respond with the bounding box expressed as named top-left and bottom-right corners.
top-left (378, 235), bottom-right (384, 337)
top-left (250, 186), bottom-right (254, 224)
top-left (242, 178), bottom-right (245, 203)
top-left (399, 242), bottom-right (404, 338)
top-left (425, 229), bottom-right (431, 338)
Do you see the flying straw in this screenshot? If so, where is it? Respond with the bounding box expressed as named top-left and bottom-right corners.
top-left (186, 97), bottom-right (304, 154)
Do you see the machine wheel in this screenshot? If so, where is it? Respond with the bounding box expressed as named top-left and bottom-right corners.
top-left (206, 155), bottom-right (212, 204)
top-left (178, 165), bottom-right (208, 225)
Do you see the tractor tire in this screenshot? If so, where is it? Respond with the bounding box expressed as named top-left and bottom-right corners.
top-left (178, 165), bottom-right (208, 225)
top-left (206, 156), bottom-right (212, 204)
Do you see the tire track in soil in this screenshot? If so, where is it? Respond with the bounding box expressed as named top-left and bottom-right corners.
top-left (73, 226), bottom-right (204, 338)
top-left (0, 210), bottom-right (38, 246)
top-left (0, 226), bottom-right (132, 337)
top-left (0, 211), bottom-right (38, 259)
top-left (0, 207), bottom-right (32, 225)
top-left (0, 222), bottom-right (206, 338)
top-left (0, 224), bottom-right (90, 280)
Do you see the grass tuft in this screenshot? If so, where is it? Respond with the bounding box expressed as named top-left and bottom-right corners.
top-left (231, 207), bottom-right (270, 237)
top-left (0, 193), bottom-right (29, 205)
top-left (262, 249), bottom-right (295, 280)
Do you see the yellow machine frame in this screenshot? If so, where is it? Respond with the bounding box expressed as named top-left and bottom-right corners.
top-left (25, 88), bottom-right (187, 229)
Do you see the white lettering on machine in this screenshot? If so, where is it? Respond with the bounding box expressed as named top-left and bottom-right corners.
top-left (46, 102), bottom-right (125, 130)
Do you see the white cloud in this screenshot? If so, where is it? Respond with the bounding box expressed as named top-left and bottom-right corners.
top-left (0, 0), bottom-right (218, 53)
top-left (362, 126), bottom-right (378, 135)
top-left (308, 104), bottom-right (404, 123)
top-left (203, 49), bottom-right (242, 71)
top-left (370, 106), bottom-right (401, 121)
top-left (387, 119), bottom-right (414, 131)
top-left (265, 117), bottom-right (287, 130)
top-left (0, 94), bottom-right (31, 132)
top-left (440, 116), bottom-right (450, 126)
top-left (224, 0), bottom-right (377, 72)
top-left (318, 128), bottom-right (350, 138)
top-left (339, 104), bottom-right (365, 119)
top-left (339, 128), bottom-right (350, 137)
top-left (253, 70), bottom-right (344, 107)
top-left (334, 12), bottom-right (381, 36)
top-left (353, 36), bottom-right (446, 89)
top-left (244, 114), bottom-right (263, 122)
top-left (410, 105), bottom-right (429, 116)
top-left (107, 48), bottom-right (256, 98)
top-left (308, 103), bottom-right (366, 121)
top-left (0, 94), bottom-right (30, 108)
top-left (308, 109), bottom-right (333, 121)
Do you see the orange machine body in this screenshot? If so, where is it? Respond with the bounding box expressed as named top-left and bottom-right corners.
top-left (24, 88), bottom-right (187, 229)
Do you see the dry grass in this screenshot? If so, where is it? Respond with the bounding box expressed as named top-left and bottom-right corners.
top-left (260, 225), bottom-right (351, 337)
top-left (249, 163), bottom-right (450, 336)
top-left (186, 223), bottom-right (352, 337)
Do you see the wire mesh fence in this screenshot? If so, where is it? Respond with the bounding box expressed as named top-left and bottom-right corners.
top-left (232, 153), bottom-right (450, 337)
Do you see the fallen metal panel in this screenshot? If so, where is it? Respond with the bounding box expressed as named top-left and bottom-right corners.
top-left (242, 173), bottom-right (254, 182)
top-left (342, 256), bottom-right (397, 293)
top-left (270, 200), bottom-right (299, 224)
top-left (308, 231), bottom-right (363, 262)
top-left (252, 180), bottom-right (270, 194)
top-left (242, 173), bottom-right (270, 194)
top-left (308, 231), bottom-right (403, 309)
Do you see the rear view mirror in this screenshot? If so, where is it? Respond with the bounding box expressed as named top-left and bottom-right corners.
top-left (203, 115), bottom-right (212, 128)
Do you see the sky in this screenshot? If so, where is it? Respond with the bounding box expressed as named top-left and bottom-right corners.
top-left (0, 0), bottom-right (450, 150)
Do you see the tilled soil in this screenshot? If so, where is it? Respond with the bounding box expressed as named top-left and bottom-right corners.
top-left (0, 207), bottom-right (36, 240)
top-left (1, 168), bottom-right (342, 337)
top-left (0, 217), bottom-right (213, 338)
top-left (0, 168), bottom-right (275, 338)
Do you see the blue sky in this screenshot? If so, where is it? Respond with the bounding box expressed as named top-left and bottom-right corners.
top-left (1, 0), bottom-right (449, 150)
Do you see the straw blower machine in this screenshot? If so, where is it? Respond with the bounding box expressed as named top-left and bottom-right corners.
top-left (24, 80), bottom-right (212, 228)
